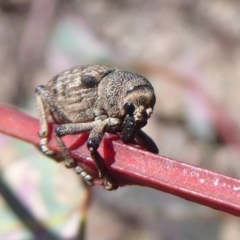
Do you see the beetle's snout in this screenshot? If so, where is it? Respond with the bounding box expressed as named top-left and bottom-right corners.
top-left (135, 119), bottom-right (147, 129)
top-left (133, 106), bottom-right (152, 125)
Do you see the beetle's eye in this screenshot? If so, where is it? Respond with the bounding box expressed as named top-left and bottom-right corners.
top-left (123, 102), bottom-right (135, 115)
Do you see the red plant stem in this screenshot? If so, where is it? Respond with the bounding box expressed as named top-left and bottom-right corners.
top-left (1, 104), bottom-right (240, 217)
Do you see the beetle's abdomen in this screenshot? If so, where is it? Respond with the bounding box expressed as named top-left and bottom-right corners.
top-left (46, 65), bottom-right (114, 123)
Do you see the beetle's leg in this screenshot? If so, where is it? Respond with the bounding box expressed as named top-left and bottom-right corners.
top-left (35, 85), bottom-right (72, 122)
top-left (87, 119), bottom-right (118, 191)
top-left (35, 86), bottom-right (54, 156)
top-left (55, 122), bottom-right (100, 185)
top-left (35, 85), bottom-right (71, 156)
top-left (135, 130), bottom-right (159, 154)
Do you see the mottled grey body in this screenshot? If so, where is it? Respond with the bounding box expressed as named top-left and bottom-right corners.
top-left (35, 65), bottom-right (158, 190)
top-left (46, 65), bottom-right (114, 123)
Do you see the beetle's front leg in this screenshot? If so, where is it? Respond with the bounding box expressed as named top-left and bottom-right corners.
top-left (87, 119), bottom-right (118, 191)
top-left (135, 130), bottom-right (159, 154)
top-left (55, 122), bottom-right (100, 185)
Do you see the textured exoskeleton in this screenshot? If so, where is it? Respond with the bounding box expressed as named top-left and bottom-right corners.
top-left (35, 65), bottom-right (158, 190)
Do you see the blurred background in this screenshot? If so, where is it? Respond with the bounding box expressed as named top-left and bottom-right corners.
top-left (0, 0), bottom-right (240, 239)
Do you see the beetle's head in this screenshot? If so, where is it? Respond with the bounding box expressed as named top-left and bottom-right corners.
top-left (121, 85), bottom-right (156, 143)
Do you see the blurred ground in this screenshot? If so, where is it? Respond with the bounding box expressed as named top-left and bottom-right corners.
top-left (0, 0), bottom-right (240, 239)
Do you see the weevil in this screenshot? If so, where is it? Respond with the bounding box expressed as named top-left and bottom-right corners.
top-left (35, 65), bottom-right (158, 190)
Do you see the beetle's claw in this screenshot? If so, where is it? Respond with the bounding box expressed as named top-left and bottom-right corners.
top-left (103, 177), bottom-right (118, 191)
top-left (40, 138), bottom-right (55, 156)
top-left (75, 166), bottom-right (94, 186)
